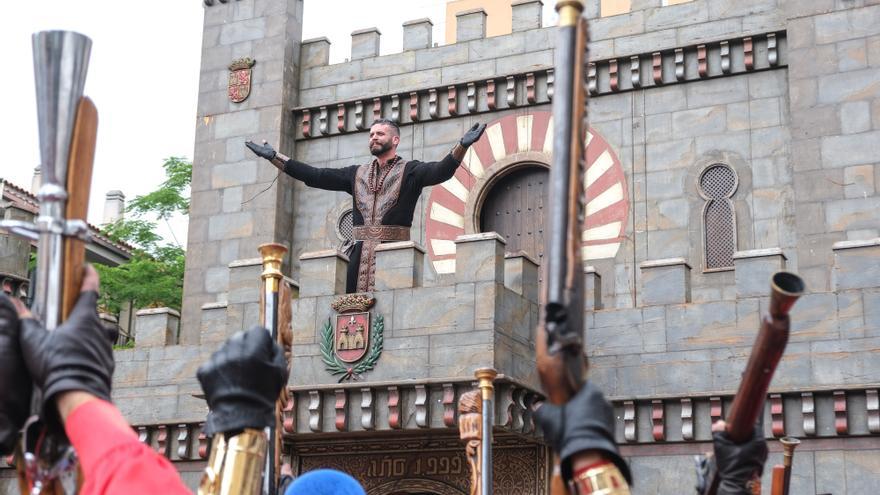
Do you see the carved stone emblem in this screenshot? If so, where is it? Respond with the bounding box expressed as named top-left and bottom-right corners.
top-left (227, 57), bottom-right (255, 103)
top-left (321, 294), bottom-right (384, 381)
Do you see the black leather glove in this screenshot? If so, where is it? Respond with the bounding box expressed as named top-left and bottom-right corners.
top-left (713, 425), bottom-right (768, 495)
top-left (459, 123), bottom-right (486, 147)
top-left (197, 327), bottom-right (288, 437)
top-left (245, 140), bottom-right (277, 161)
top-left (19, 291), bottom-right (115, 416)
top-left (0, 295), bottom-right (32, 455)
top-left (534, 380), bottom-right (632, 485)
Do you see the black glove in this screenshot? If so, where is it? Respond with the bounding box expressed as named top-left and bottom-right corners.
top-left (534, 380), bottom-right (632, 485)
top-left (459, 123), bottom-right (486, 147)
top-left (0, 296), bottom-right (32, 455)
top-left (19, 290), bottom-right (115, 424)
top-left (713, 425), bottom-right (768, 495)
top-left (245, 140), bottom-right (277, 161)
top-left (197, 327), bottom-right (288, 437)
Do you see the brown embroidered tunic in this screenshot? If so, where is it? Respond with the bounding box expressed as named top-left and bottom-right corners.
top-left (283, 153), bottom-right (461, 293)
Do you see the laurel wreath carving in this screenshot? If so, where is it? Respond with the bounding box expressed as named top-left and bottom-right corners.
top-left (320, 315), bottom-right (384, 382)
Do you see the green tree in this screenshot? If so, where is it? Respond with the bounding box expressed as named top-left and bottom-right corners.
top-left (95, 157), bottom-right (190, 315)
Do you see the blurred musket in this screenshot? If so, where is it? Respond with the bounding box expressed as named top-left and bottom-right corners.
top-left (0, 30), bottom-right (97, 495)
top-left (699, 272), bottom-right (805, 495)
top-left (770, 437), bottom-right (800, 495)
top-left (535, 1), bottom-right (593, 493)
top-left (258, 243), bottom-right (289, 495)
top-left (198, 243), bottom-right (291, 495)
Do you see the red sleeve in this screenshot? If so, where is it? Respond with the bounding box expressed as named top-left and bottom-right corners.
top-left (65, 399), bottom-right (192, 495)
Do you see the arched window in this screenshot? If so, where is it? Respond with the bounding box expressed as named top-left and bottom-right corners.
top-left (698, 164), bottom-right (738, 271)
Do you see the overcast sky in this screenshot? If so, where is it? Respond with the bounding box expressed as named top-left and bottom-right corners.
top-left (0, 1), bottom-right (555, 247)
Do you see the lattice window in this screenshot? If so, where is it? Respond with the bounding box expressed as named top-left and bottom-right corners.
top-left (699, 164), bottom-right (738, 271)
top-left (336, 208), bottom-right (354, 253)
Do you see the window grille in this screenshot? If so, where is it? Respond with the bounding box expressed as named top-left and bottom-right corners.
top-left (337, 209), bottom-right (354, 242)
top-left (699, 164), bottom-right (737, 270)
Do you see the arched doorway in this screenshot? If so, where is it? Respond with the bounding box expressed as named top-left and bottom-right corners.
top-left (478, 163), bottom-right (549, 263)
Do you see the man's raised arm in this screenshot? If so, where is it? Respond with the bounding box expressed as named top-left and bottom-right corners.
top-left (416, 122), bottom-right (487, 187)
top-left (246, 140), bottom-right (354, 193)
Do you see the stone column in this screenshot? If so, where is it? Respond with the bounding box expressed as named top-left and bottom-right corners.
top-left (456, 9), bottom-right (487, 42)
top-left (402, 19), bottom-right (433, 51)
top-left (134, 308), bottom-right (180, 347)
top-left (732, 248), bottom-right (787, 298)
top-left (103, 190), bottom-right (125, 224)
top-left (639, 258), bottom-right (691, 305)
top-left (182, 0), bottom-right (304, 343)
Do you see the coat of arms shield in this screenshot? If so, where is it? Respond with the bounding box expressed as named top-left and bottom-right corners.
top-left (227, 57), bottom-right (255, 103)
top-left (321, 294), bottom-right (384, 382)
top-left (335, 312), bottom-right (370, 363)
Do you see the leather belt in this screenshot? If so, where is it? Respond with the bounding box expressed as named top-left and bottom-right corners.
top-left (352, 225), bottom-right (410, 242)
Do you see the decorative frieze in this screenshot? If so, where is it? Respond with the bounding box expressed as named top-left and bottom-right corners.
top-left (361, 387), bottom-right (375, 430)
top-left (624, 400), bottom-right (637, 442)
top-left (770, 393), bottom-right (784, 437)
top-left (802, 392), bottom-right (816, 436)
top-left (651, 400), bottom-right (664, 441)
top-left (681, 398), bottom-right (694, 441)
top-left (335, 389), bottom-right (348, 431)
top-left (293, 31), bottom-right (786, 139)
top-left (834, 391), bottom-right (848, 435)
top-left (415, 384), bottom-right (429, 428)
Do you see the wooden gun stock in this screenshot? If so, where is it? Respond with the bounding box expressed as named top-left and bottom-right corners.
top-left (61, 97), bottom-right (98, 319)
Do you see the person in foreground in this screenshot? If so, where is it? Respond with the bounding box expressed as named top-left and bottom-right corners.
top-left (245, 119), bottom-right (486, 294)
top-left (0, 265), bottom-right (191, 494)
top-left (534, 381), bottom-right (767, 494)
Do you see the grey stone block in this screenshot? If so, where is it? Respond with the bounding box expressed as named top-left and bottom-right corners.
top-left (666, 301), bottom-right (738, 351)
top-left (832, 238), bottom-right (880, 290)
top-left (415, 43), bottom-right (469, 71)
top-left (374, 241), bottom-right (424, 290)
top-left (134, 308), bottom-right (180, 347)
top-left (455, 8), bottom-right (487, 42)
top-left (301, 37), bottom-right (330, 68)
top-left (496, 49), bottom-right (554, 75)
top-left (468, 32), bottom-right (526, 62)
top-left (840, 100), bottom-right (872, 135)
top-left (511, 0), bottom-right (543, 32)
top-left (640, 258), bottom-right (691, 305)
top-left (504, 251), bottom-right (539, 302)
top-left (227, 257), bottom-right (262, 304)
top-left (299, 250), bottom-right (348, 297)
top-left (825, 196), bottom-right (880, 231)
top-left (818, 69), bottom-right (880, 105)
top-left (592, 10), bottom-right (645, 41)
top-left (584, 266), bottom-right (603, 311)
top-left (732, 248), bottom-right (787, 298)
top-left (208, 211), bottom-right (254, 241)
top-left (677, 18), bottom-right (743, 46)
top-left (361, 51), bottom-right (416, 80)
top-left (814, 5), bottom-right (880, 45)
top-left (645, 0), bottom-right (708, 31)
top-left (219, 18), bottom-right (267, 46)
top-left (351, 27), bottom-right (380, 61)
top-left (454, 232), bottom-right (505, 284)
top-left (199, 302), bottom-right (230, 344)
top-left (672, 105), bottom-right (727, 138)
top-left (402, 18), bottom-right (432, 51)
top-left (212, 110), bottom-right (260, 140)
top-left (844, 164), bottom-right (876, 198)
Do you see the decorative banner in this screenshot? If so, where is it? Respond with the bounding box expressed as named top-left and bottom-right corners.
top-left (321, 294), bottom-right (384, 382)
top-left (227, 57), bottom-right (255, 103)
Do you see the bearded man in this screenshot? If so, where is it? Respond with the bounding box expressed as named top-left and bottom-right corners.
top-left (246, 119), bottom-right (486, 293)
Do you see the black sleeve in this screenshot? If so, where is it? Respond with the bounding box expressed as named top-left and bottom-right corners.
top-left (412, 154), bottom-right (462, 187)
top-left (283, 159), bottom-right (356, 194)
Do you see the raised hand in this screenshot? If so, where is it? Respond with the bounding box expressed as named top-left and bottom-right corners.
top-left (18, 265), bottom-right (115, 424)
top-left (712, 421), bottom-right (768, 495)
top-left (197, 327), bottom-right (288, 436)
top-left (459, 123), bottom-right (487, 147)
top-left (245, 140), bottom-right (277, 161)
top-left (534, 380), bottom-right (632, 484)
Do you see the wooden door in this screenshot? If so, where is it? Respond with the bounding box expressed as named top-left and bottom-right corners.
top-left (479, 164), bottom-right (548, 263)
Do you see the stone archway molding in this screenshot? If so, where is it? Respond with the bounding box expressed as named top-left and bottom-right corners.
top-left (368, 478), bottom-right (467, 495)
top-left (424, 110), bottom-right (630, 275)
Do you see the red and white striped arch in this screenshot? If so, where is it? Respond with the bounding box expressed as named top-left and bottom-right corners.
top-left (425, 110), bottom-right (630, 274)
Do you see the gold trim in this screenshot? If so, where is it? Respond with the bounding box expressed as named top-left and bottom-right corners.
top-left (556, 0), bottom-right (584, 26)
top-left (572, 462), bottom-right (631, 494)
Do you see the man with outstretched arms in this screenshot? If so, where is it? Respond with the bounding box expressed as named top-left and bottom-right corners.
top-left (246, 119), bottom-right (486, 293)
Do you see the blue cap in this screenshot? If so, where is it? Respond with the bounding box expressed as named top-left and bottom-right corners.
top-left (285, 469), bottom-right (366, 495)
